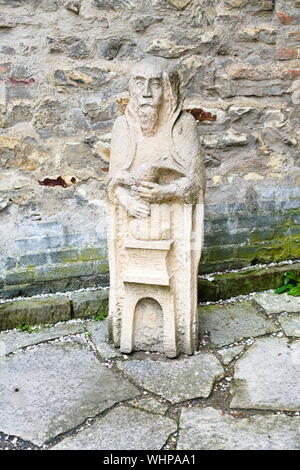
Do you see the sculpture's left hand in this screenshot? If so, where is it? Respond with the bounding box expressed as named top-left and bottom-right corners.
top-left (137, 182), bottom-right (177, 202)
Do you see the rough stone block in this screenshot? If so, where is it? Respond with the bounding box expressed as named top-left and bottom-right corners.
top-left (225, 0), bottom-right (274, 11)
top-left (0, 322), bottom-right (85, 355)
top-left (36, 260), bottom-right (108, 283)
top-left (0, 296), bottom-right (71, 331)
top-left (19, 252), bottom-right (50, 267)
top-left (70, 289), bottom-right (109, 319)
top-left (15, 236), bottom-right (67, 252)
top-left (5, 268), bottom-right (36, 286)
top-left (238, 27), bottom-right (277, 44)
top-left (167, 0), bottom-right (192, 9)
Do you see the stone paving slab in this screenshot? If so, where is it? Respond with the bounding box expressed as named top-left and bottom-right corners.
top-left (178, 407), bottom-right (300, 450)
top-left (52, 406), bottom-right (177, 450)
top-left (128, 396), bottom-right (169, 415)
top-left (253, 292), bottom-right (300, 314)
top-left (198, 301), bottom-right (278, 347)
top-left (85, 319), bottom-right (122, 359)
top-left (230, 337), bottom-right (300, 411)
top-left (217, 345), bottom-right (245, 365)
top-left (278, 314), bottom-right (300, 337)
top-left (117, 354), bottom-right (224, 404)
top-left (0, 322), bottom-right (85, 356)
top-left (0, 341), bottom-right (139, 446)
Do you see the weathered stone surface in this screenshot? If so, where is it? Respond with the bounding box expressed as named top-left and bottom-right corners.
top-left (66, 2), bottom-right (80, 14)
top-left (70, 289), bottom-right (108, 319)
top-left (224, 0), bottom-right (274, 11)
top-left (230, 337), bottom-right (300, 411)
top-left (198, 263), bottom-right (300, 302)
top-left (0, 322), bottom-right (85, 355)
top-left (97, 39), bottom-right (122, 60)
top-left (0, 136), bottom-right (49, 171)
top-left (52, 406), bottom-right (176, 450)
top-left (131, 15), bottom-right (163, 32)
top-left (32, 98), bottom-right (91, 138)
top-left (238, 26), bottom-right (277, 44)
top-left (117, 355), bottom-right (224, 403)
top-left (0, 296), bottom-right (71, 332)
top-left (217, 345), bottom-right (245, 365)
top-left (200, 130), bottom-right (248, 149)
top-left (0, 172), bottom-right (30, 191)
top-left (93, 0), bottom-right (134, 9)
top-left (128, 396), bottom-right (169, 415)
top-left (167, 0), bottom-right (192, 9)
top-left (147, 31), bottom-right (219, 58)
top-left (198, 301), bottom-right (278, 348)
top-left (85, 319), bottom-right (121, 359)
top-left (0, 14), bottom-right (16, 29)
top-left (47, 36), bottom-right (80, 54)
top-left (97, 38), bottom-right (136, 60)
top-left (0, 342), bottom-right (139, 446)
top-left (178, 407), bottom-right (300, 450)
top-left (253, 292), bottom-right (300, 314)
top-left (278, 314), bottom-right (300, 337)
top-left (1, 0), bottom-right (300, 293)
top-left (53, 68), bottom-right (112, 92)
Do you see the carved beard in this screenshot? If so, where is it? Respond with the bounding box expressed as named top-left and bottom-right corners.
top-left (137, 104), bottom-right (159, 137)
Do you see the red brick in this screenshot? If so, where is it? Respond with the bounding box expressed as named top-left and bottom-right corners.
top-left (0, 65), bottom-right (8, 74)
top-left (276, 48), bottom-right (298, 60)
top-left (230, 66), bottom-right (274, 80)
top-left (281, 69), bottom-right (300, 79)
top-left (277, 12), bottom-right (298, 24)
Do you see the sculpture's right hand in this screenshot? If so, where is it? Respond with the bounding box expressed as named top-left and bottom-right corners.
top-left (127, 199), bottom-right (150, 218)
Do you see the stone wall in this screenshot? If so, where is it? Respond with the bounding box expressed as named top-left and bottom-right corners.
top-left (0, 0), bottom-right (299, 298)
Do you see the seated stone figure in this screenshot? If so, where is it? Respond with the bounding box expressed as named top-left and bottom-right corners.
top-left (107, 57), bottom-right (206, 358)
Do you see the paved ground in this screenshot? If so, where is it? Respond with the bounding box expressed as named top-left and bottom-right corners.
top-left (0, 292), bottom-right (299, 450)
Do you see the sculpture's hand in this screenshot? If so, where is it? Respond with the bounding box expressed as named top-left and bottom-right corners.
top-left (137, 181), bottom-right (177, 202)
top-left (115, 186), bottom-right (150, 218)
top-left (127, 198), bottom-right (150, 218)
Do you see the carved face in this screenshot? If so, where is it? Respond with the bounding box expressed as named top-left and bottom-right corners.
top-left (131, 73), bottom-right (163, 109)
top-left (130, 70), bottom-right (164, 136)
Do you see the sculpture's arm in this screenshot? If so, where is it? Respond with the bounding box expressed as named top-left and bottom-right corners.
top-left (137, 113), bottom-right (205, 204)
top-left (172, 113), bottom-right (206, 204)
top-left (107, 117), bottom-right (150, 218)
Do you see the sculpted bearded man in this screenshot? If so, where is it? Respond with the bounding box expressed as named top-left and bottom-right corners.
top-left (107, 57), bottom-right (206, 358)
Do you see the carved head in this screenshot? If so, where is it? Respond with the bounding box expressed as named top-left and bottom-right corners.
top-left (128, 57), bottom-right (181, 136)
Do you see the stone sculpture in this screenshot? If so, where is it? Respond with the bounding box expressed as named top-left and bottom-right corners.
top-left (107, 57), bottom-right (206, 358)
